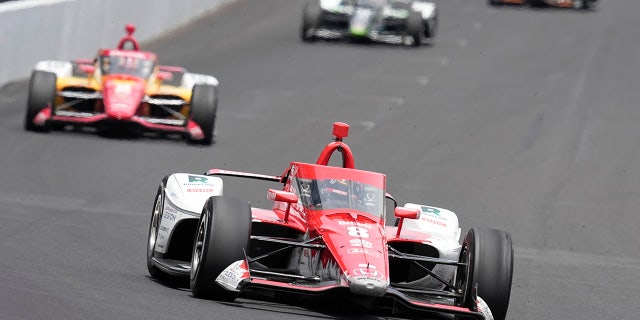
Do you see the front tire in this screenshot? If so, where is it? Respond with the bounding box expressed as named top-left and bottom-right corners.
top-left (301, 0), bottom-right (321, 42)
top-left (147, 180), bottom-right (168, 279)
top-left (424, 12), bottom-right (438, 41)
top-left (190, 196), bottom-right (251, 301)
top-left (25, 70), bottom-right (56, 132)
top-left (189, 84), bottom-right (218, 145)
top-left (406, 11), bottom-right (423, 47)
top-left (529, 0), bottom-right (544, 7)
top-left (457, 228), bottom-right (514, 320)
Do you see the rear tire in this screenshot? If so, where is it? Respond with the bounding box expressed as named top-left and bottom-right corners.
top-left (25, 70), bottom-right (56, 132)
top-left (456, 228), bottom-right (514, 320)
top-left (529, 0), bottom-right (544, 7)
top-left (301, 0), bottom-right (321, 42)
top-left (189, 84), bottom-right (217, 145)
top-left (424, 12), bottom-right (438, 41)
top-left (190, 196), bottom-right (251, 301)
top-left (406, 10), bottom-right (423, 47)
top-left (581, 0), bottom-right (592, 10)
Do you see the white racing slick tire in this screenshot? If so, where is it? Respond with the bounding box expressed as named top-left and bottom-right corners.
top-left (190, 196), bottom-right (251, 301)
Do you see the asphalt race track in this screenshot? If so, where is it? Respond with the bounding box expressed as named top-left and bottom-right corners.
top-left (1, 0), bottom-right (639, 319)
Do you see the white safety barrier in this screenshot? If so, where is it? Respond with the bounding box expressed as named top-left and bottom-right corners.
top-left (0, 0), bottom-right (233, 85)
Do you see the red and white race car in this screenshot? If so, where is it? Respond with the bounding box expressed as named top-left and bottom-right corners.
top-left (146, 122), bottom-right (514, 320)
top-left (24, 24), bottom-right (219, 144)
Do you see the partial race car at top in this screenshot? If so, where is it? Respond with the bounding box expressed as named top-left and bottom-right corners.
top-left (301, 0), bottom-right (438, 47)
top-left (489, 0), bottom-right (597, 9)
top-left (24, 24), bottom-right (219, 145)
top-left (146, 122), bottom-right (514, 320)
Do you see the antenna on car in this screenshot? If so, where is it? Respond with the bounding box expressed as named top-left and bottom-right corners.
top-left (117, 24), bottom-right (140, 51)
top-left (332, 122), bottom-right (349, 142)
top-left (316, 122), bottom-right (355, 168)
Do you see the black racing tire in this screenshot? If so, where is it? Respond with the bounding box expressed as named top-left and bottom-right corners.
top-left (528, 0), bottom-right (544, 7)
top-left (424, 11), bottom-right (438, 40)
top-left (147, 178), bottom-right (169, 279)
top-left (488, 0), bottom-right (500, 6)
top-left (406, 10), bottom-right (423, 47)
top-left (190, 196), bottom-right (251, 301)
top-left (301, 0), bottom-right (321, 42)
top-left (25, 70), bottom-right (56, 132)
top-left (454, 231), bottom-right (475, 312)
top-left (189, 84), bottom-right (217, 145)
top-left (581, 0), bottom-right (592, 10)
top-left (456, 228), bottom-right (514, 320)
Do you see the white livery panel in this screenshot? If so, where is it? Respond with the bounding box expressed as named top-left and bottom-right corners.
top-left (402, 203), bottom-right (461, 243)
top-left (182, 73), bottom-right (219, 90)
top-left (164, 173), bottom-right (223, 214)
top-left (33, 60), bottom-right (73, 78)
top-left (398, 203), bottom-right (462, 290)
top-left (155, 173), bottom-right (223, 254)
top-left (412, 1), bottom-right (436, 19)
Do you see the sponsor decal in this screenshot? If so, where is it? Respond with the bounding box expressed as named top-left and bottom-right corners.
top-left (215, 260), bottom-right (249, 292)
top-left (160, 226), bottom-right (169, 232)
top-left (358, 263), bottom-right (376, 269)
top-left (420, 205), bottom-right (441, 216)
top-left (163, 211), bottom-right (176, 222)
top-left (350, 238), bottom-right (373, 248)
top-left (421, 217), bottom-right (447, 227)
top-left (338, 221), bottom-right (372, 229)
top-left (347, 226), bottom-right (370, 238)
top-left (347, 248), bottom-right (381, 257)
top-left (352, 268), bottom-right (381, 278)
top-left (188, 175), bottom-right (208, 183)
top-left (186, 188), bottom-right (215, 192)
top-left (115, 84), bottom-right (132, 96)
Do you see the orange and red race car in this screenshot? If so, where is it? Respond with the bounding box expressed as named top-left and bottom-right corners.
top-left (24, 24), bottom-right (219, 145)
top-left (489, 0), bottom-right (597, 9)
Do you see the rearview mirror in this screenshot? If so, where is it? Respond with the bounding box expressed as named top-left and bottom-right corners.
top-left (156, 71), bottom-right (173, 81)
top-left (79, 65), bottom-right (95, 74)
top-left (394, 206), bottom-right (420, 238)
top-left (267, 189), bottom-right (298, 203)
top-left (394, 207), bottom-right (420, 219)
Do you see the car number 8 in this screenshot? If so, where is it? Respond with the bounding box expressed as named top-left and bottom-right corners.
top-left (347, 226), bottom-right (369, 238)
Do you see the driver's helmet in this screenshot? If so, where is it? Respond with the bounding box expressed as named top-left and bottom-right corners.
top-left (320, 179), bottom-right (351, 207)
top-left (117, 56), bottom-right (137, 69)
top-left (100, 56), bottom-right (111, 73)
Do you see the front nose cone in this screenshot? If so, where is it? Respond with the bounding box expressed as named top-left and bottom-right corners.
top-left (346, 271), bottom-right (388, 297)
top-left (103, 78), bottom-right (145, 120)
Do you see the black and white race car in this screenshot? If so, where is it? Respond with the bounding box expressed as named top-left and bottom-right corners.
top-left (301, 0), bottom-right (438, 47)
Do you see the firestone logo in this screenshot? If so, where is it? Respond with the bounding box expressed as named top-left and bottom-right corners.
top-left (352, 268), bottom-right (381, 278)
top-left (347, 248), bottom-right (381, 258)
